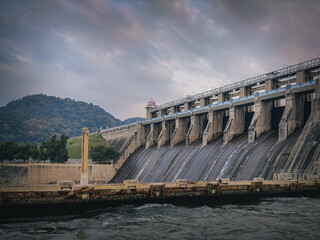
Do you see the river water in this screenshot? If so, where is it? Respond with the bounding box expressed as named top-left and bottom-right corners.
top-left (1, 197), bottom-right (320, 239)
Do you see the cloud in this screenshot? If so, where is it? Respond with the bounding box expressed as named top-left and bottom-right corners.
top-left (0, 0), bottom-right (319, 120)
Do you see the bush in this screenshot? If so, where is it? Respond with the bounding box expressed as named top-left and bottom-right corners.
top-left (90, 145), bottom-right (119, 164)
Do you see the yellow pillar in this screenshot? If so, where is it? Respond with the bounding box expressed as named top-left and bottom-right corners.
top-left (80, 127), bottom-right (89, 186)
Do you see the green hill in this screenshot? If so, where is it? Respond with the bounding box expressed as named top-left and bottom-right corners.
top-left (0, 94), bottom-right (122, 144)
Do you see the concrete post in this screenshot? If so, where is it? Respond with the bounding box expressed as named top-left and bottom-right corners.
top-left (171, 117), bottom-right (189, 147)
top-left (145, 123), bottom-right (154, 149)
top-left (80, 127), bottom-right (89, 186)
top-left (186, 114), bottom-right (200, 145)
top-left (157, 120), bottom-right (169, 148)
top-left (265, 79), bottom-right (275, 91)
top-left (248, 98), bottom-right (272, 142)
top-left (200, 98), bottom-right (209, 107)
top-left (223, 105), bottom-right (245, 144)
top-left (203, 110), bottom-right (224, 146)
top-left (296, 70), bottom-right (309, 84)
top-left (184, 102), bottom-right (191, 111)
top-left (239, 87), bottom-right (248, 98)
top-left (146, 123), bottom-right (161, 149)
top-left (171, 106), bottom-right (177, 114)
top-left (315, 77), bottom-right (320, 110)
top-left (218, 93), bottom-right (227, 103)
top-left (158, 109), bottom-right (165, 117)
top-left (146, 107), bottom-right (153, 119)
top-left (279, 91), bottom-right (304, 141)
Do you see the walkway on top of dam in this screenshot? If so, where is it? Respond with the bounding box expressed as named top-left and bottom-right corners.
top-left (143, 80), bottom-right (315, 124)
top-left (102, 79), bottom-right (316, 132)
top-left (151, 57), bottom-right (320, 113)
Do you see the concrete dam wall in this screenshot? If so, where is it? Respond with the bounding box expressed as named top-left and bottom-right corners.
top-left (5, 164), bottom-right (115, 185)
top-left (103, 60), bottom-right (320, 183)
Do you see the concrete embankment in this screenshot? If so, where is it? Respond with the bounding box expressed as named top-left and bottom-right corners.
top-left (1, 178), bottom-right (320, 218)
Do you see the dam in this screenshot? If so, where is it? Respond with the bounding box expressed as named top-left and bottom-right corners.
top-left (103, 57), bottom-right (320, 183)
top-left (1, 57), bottom-right (320, 218)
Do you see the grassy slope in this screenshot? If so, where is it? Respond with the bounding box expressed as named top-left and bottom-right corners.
top-left (67, 133), bottom-right (108, 159)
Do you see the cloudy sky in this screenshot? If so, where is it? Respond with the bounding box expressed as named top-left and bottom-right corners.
top-left (0, 0), bottom-right (319, 120)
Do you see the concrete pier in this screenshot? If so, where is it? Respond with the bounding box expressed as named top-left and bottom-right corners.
top-left (146, 123), bottom-right (161, 149)
top-left (223, 105), bottom-right (245, 144)
top-left (171, 117), bottom-right (189, 147)
top-left (203, 110), bottom-right (224, 146)
top-left (157, 120), bottom-right (171, 148)
top-left (279, 92), bottom-right (304, 141)
top-left (80, 127), bottom-right (89, 186)
top-left (248, 98), bottom-right (272, 142)
top-left (186, 114), bottom-right (206, 145)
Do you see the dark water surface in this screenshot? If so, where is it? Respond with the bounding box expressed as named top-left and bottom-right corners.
top-left (1, 197), bottom-right (320, 239)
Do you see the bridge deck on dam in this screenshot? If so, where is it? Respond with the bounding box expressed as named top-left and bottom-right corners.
top-left (142, 80), bottom-right (315, 124)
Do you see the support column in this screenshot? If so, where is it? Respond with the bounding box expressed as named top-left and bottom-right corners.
top-left (186, 114), bottom-right (200, 145)
top-left (171, 117), bottom-right (189, 147)
top-left (223, 105), bottom-right (245, 144)
top-left (171, 106), bottom-right (177, 114)
top-left (200, 98), bottom-right (209, 107)
top-left (315, 76), bottom-right (320, 110)
top-left (157, 120), bottom-right (169, 148)
top-left (265, 79), bottom-right (276, 91)
top-left (296, 70), bottom-right (309, 84)
top-left (239, 87), bottom-right (248, 98)
top-left (184, 102), bottom-right (191, 111)
top-left (218, 93), bottom-right (228, 103)
top-left (248, 98), bottom-right (272, 142)
top-left (203, 110), bottom-right (224, 146)
top-left (146, 123), bottom-right (161, 149)
top-left (80, 127), bottom-right (89, 186)
top-left (146, 107), bottom-right (153, 119)
top-left (279, 91), bottom-right (304, 141)
top-left (159, 109), bottom-right (166, 117)
top-left (136, 122), bottom-right (147, 147)
top-left (146, 123), bottom-right (154, 149)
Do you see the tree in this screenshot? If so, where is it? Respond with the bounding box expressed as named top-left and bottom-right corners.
top-left (90, 146), bottom-right (119, 164)
top-left (30, 145), bottom-right (40, 160)
top-left (56, 135), bottom-right (69, 163)
top-left (38, 135), bottom-right (69, 162)
top-left (1, 142), bottom-right (18, 162)
top-left (15, 144), bottom-right (31, 162)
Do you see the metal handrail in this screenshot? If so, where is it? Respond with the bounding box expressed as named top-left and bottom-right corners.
top-left (152, 57), bottom-right (320, 112)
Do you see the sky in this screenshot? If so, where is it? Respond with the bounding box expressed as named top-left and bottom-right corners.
top-left (0, 0), bottom-right (319, 120)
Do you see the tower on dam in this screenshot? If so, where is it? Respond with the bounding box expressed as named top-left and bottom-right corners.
top-left (101, 57), bottom-right (320, 183)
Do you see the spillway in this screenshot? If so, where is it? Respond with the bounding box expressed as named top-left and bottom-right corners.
top-left (110, 129), bottom-right (301, 183)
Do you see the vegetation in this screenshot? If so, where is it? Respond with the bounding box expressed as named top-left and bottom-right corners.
top-left (38, 135), bottom-right (69, 163)
top-left (0, 132), bottom-right (119, 164)
top-left (0, 94), bottom-right (122, 144)
top-left (122, 117), bottom-right (146, 125)
top-left (0, 141), bottom-right (36, 162)
top-left (67, 133), bottom-right (108, 159)
top-left (0, 135), bottom-right (69, 163)
top-left (90, 145), bottom-right (119, 164)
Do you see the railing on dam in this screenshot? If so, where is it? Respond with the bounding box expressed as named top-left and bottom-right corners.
top-left (102, 80), bottom-right (315, 132)
top-left (151, 57), bottom-right (320, 112)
